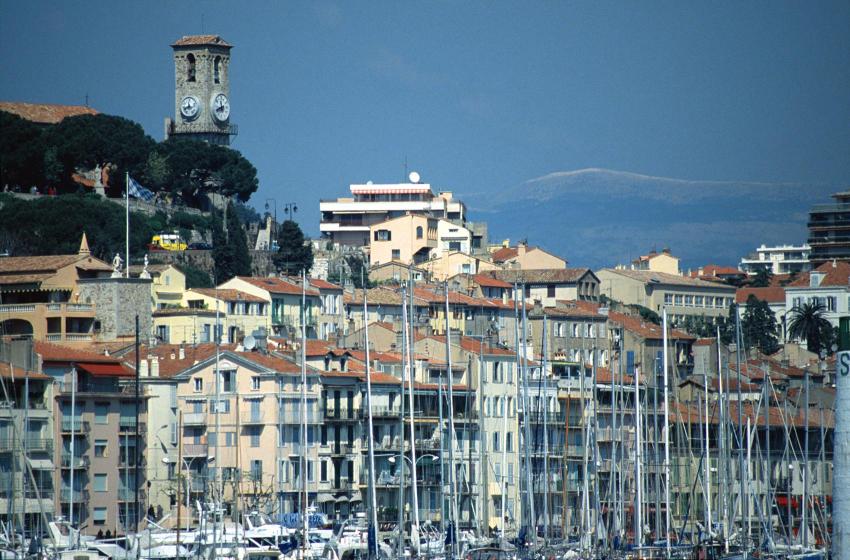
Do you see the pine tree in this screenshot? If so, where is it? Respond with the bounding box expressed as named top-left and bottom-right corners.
top-left (273, 220), bottom-right (313, 275)
top-left (741, 294), bottom-right (780, 354)
top-left (212, 203), bottom-right (252, 283)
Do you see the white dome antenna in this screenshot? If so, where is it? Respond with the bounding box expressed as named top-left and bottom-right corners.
top-left (408, 171), bottom-right (421, 184)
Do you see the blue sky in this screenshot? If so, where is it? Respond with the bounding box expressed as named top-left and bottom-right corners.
top-left (2, 0), bottom-right (849, 237)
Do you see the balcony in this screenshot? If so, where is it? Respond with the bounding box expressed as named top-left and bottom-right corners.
top-left (59, 488), bottom-right (89, 502)
top-left (279, 409), bottom-right (321, 424)
top-left (241, 411), bottom-right (265, 425)
top-left (325, 407), bottom-right (356, 421)
top-left (183, 412), bottom-right (207, 425)
top-left (331, 443), bottom-right (356, 456)
top-left (118, 487), bottom-right (140, 501)
top-left (0, 437), bottom-right (53, 453)
top-left (60, 454), bottom-right (90, 469)
top-left (61, 419), bottom-right (90, 434)
top-left (119, 418), bottom-right (145, 433)
top-left (359, 406), bottom-right (400, 419)
top-left (183, 443), bottom-right (209, 457)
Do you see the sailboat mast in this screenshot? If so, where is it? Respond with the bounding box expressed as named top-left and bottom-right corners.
top-left (504, 284), bottom-right (520, 543)
top-left (733, 306), bottom-right (747, 554)
top-left (802, 366), bottom-right (809, 550)
top-left (703, 367), bottom-right (712, 535)
top-left (661, 309), bottom-right (671, 556)
top-left (397, 283), bottom-right (407, 557)
top-left (363, 273), bottom-right (379, 558)
top-left (542, 315), bottom-right (550, 545)
top-left (716, 326), bottom-right (729, 551)
top-left (444, 283), bottom-right (459, 556)
top-left (519, 289), bottom-right (536, 544)
top-left (300, 271), bottom-right (309, 557)
top-left (634, 366), bottom-right (643, 552)
top-left (402, 283), bottom-right (421, 546)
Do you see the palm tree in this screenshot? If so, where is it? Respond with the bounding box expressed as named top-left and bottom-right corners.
top-left (787, 301), bottom-right (832, 354)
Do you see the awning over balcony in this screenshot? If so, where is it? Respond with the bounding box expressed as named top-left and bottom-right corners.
top-left (26, 458), bottom-right (54, 471)
top-left (349, 490), bottom-right (362, 503)
top-left (317, 493), bottom-right (335, 504)
top-left (335, 495), bottom-right (349, 503)
top-left (76, 362), bottom-right (133, 378)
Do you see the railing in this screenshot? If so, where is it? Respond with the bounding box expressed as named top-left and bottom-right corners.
top-left (59, 488), bottom-right (89, 502)
top-left (65, 333), bottom-right (93, 342)
top-left (0, 437), bottom-right (53, 453)
top-left (362, 406), bottom-right (401, 418)
top-left (241, 411), bottom-right (264, 424)
top-left (118, 487), bottom-right (138, 501)
top-left (46, 334), bottom-right (62, 342)
top-left (183, 443), bottom-right (209, 457)
top-left (60, 419), bottom-right (90, 434)
top-left (183, 412), bottom-right (207, 425)
top-left (60, 454), bottom-right (90, 469)
top-left (0, 304), bottom-right (36, 313)
top-left (326, 407), bottom-right (356, 420)
top-left (279, 410), bottom-right (321, 424)
top-left (332, 444), bottom-right (356, 456)
top-left (119, 418), bottom-right (145, 433)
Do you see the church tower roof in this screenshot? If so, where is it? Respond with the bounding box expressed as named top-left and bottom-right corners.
top-left (78, 232), bottom-right (91, 256)
top-left (171, 35), bottom-right (232, 49)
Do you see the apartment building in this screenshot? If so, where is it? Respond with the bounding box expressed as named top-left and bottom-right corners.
top-left (421, 251), bottom-right (500, 282)
top-left (739, 244), bottom-right (811, 275)
top-left (219, 276), bottom-right (321, 339)
top-left (628, 248), bottom-right (680, 275)
top-left (484, 268), bottom-right (601, 306)
top-left (184, 288), bottom-right (270, 343)
top-left (490, 242), bottom-right (567, 270)
top-left (785, 260), bottom-right (850, 329)
top-left (0, 237), bottom-right (111, 341)
top-left (368, 214), bottom-right (438, 267)
top-left (807, 190), bottom-right (850, 265)
top-left (320, 180), bottom-right (467, 247)
top-left (129, 263), bottom-right (187, 310)
top-left (597, 268), bottom-right (735, 324)
top-left (310, 278), bottom-right (345, 341)
top-left (37, 342), bottom-right (147, 536)
top-left (0, 339), bottom-right (55, 535)
top-left (527, 300), bottom-right (610, 372)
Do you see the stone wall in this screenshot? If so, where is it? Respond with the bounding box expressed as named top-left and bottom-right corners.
top-left (149, 249), bottom-right (276, 280)
top-left (77, 278), bottom-right (152, 340)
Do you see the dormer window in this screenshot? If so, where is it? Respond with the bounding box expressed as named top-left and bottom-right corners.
top-left (810, 272), bottom-right (824, 288)
top-left (187, 54), bottom-right (196, 82)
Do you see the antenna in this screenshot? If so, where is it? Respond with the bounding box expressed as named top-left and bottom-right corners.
top-left (243, 335), bottom-right (256, 351)
top-left (408, 171), bottom-right (420, 184)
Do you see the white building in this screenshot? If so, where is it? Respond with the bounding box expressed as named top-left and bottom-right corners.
top-left (785, 260), bottom-right (850, 330)
top-left (433, 219), bottom-right (472, 257)
top-left (739, 243), bottom-right (811, 275)
top-left (319, 177), bottom-right (466, 247)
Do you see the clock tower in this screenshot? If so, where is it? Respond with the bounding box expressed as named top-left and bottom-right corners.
top-left (166, 34), bottom-right (236, 146)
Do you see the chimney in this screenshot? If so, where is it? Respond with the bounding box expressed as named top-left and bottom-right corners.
top-left (150, 356), bottom-right (160, 378)
top-left (178, 346), bottom-right (185, 360)
top-left (140, 358), bottom-right (149, 377)
top-left (518, 242), bottom-right (527, 257)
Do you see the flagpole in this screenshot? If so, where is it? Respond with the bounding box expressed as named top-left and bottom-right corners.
top-left (125, 172), bottom-right (130, 278)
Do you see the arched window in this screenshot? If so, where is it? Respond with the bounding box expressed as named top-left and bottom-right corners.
top-left (187, 54), bottom-right (196, 82)
top-left (214, 56), bottom-right (221, 84)
top-left (416, 226), bottom-right (423, 239)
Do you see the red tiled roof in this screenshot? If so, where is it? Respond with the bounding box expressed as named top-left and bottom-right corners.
top-left (36, 341), bottom-right (119, 363)
top-left (787, 260), bottom-right (850, 288)
top-left (171, 35), bottom-right (232, 48)
top-left (0, 254), bottom-right (111, 275)
top-left (0, 362), bottom-right (49, 380)
top-left (472, 274), bottom-right (512, 289)
top-left (77, 361), bottom-right (132, 378)
top-left (607, 311), bottom-right (695, 341)
top-left (308, 278), bottom-right (342, 291)
top-left (735, 286), bottom-right (786, 304)
top-left (0, 101), bottom-right (98, 124)
top-left (491, 247), bottom-right (519, 262)
top-left (689, 265), bottom-right (743, 278)
top-left (235, 276), bottom-right (319, 296)
top-left (188, 288), bottom-right (267, 303)
top-left (484, 268), bottom-right (591, 285)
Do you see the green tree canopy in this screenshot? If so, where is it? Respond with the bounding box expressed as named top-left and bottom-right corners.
top-left (787, 301), bottom-right (833, 355)
top-left (750, 267), bottom-right (773, 288)
top-left (211, 202), bottom-right (252, 283)
top-left (741, 294), bottom-right (781, 354)
top-left (273, 220), bottom-right (313, 276)
top-left (0, 112), bottom-right (48, 188)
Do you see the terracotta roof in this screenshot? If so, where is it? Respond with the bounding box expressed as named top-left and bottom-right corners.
top-left (128, 264), bottom-right (175, 276)
top-left (171, 35), bottom-right (232, 48)
top-left (599, 268), bottom-right (734, 289)
top-left (235, 276), bottom-right (319, 296)
top-left (689, 265), bottom-right (743, 278)
top-left (484, 268), bottom-right (593, 285)
top-left (787, 260), bottom-right (850, 288)
top-left (308, 278), bottom-right (342, 291)
top-left (607, 310), bottom-right (695, 341)
top-left (153, 308), bottom-right (217, 317)
top-left (0, 362), bottom-right (49, 380)
top-left (0, 254), bottom-right (110, 275)
top-left (188, 288), bottom-right (267, 303)
top-left (0, 101), bottom-right (98, 124)
top-left (491, 247), bottom-right (519, 262)
top-left (344, 287), bottom-right (427, 307)
top-left (472, 274), bottom-right (513, 289)
top-left (35, 341), bottom-right (121, 363)
top-left (128, 344), bottom-right (221, 378)
top-left (413, 285), bottom-right (497, 307)
top-left (692, 338), bottom-right (715, 347)
top-left (538, 300), bottom-right (604, 319)
top-left (420, 333), bottom-right (517, 357)
top-left (735, 286), bottom-right (786, 304)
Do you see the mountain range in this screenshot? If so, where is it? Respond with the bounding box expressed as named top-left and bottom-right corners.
top-left (461, 168), bottom-right (837, 271)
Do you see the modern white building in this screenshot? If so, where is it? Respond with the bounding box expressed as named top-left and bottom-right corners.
top-left (319, 178), bottom-right (466, 247)
top-left (433, 219), bottom-right (472, 257)
top-left (739, 243), bottom-right (811, 275)
top-left (785, 260), bottom-right (850, 330)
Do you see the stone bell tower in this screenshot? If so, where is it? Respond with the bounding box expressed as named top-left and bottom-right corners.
top-left (165, 34), bottom-right (236, 146)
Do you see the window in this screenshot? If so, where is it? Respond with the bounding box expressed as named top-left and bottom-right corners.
top-left (674, 295), bottom-right (684, 306)
top-left (94, 474), bottom-right (108, 492)
top-left (492, 432), bottom-right (500, 451)
top-left (493, 362), bottom-right (501, 383)
top-left (572, 324), bottom-right (579, 337)
top-left (506, 432), bottom-right (513, 452)
top-left (547, 285), bottom-right (556, 298)
top-left (308, 460), bottom-right (315, 482)
top-left (94, 403), bottom-right (109, 424)
top-left (374, 230), bottom-right (391, 241)
top-left (94, 440), bottom-right (108, 458)
top-left (249, 426), bottom-right (261, 448)
top-left (416, 226), bottom-right (423, 239)
top-left (392, 249), bottom-right (401, 260)
top-left (695, 296), bottom-right (704, 307)
top-left (193, 378), bottom-right (203, 393)
top-left (685, 295), bottom-right (694, 307)
top-left (321, 459), bottom-right (328, 482)
top-left (449, 241), bottom-right (461, 251)
top-left (214, 56), bottom-right (221, 83)
top-left (93, 507), bottom-right (107, 525)
top-left (212, 399), bottom-right (230, 414)
top-left (251, 376), bottom-right (261, 391)
top-left (250, 460), bottom-right (263, 482)
top-left (220, 370), bottom-right (234, 393)
top-left (664, 294), bottom-right (673, 305)
top-left (186, 53), bottom-right (196, 82)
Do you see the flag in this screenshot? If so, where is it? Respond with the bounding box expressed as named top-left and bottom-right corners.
top-left (128, 176), bottom-right (155, 202)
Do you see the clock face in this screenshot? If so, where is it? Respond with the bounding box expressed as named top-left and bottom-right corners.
top-left (180, 96), bottom-right (200, 120)
top-left (211, 93), bottom-right (230, 122)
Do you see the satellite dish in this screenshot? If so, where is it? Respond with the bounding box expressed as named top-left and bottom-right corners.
top-left (243, 335), bottom-right (256, 351)
top-left (408, 171), bottom-right (420, 184)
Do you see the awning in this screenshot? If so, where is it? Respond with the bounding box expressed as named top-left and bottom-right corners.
top-left (317, 493), bottom-right (335, 504)
top-left (349, 491), bottom-right (362, 503)
top-left (335, 495), bottom-right (350, 503)
top-left (26, 458), bottom-right (54, 471)
top-left (76, 362), bottom-right (133, 378)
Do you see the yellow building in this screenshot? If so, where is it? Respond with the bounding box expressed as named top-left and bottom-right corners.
top-left (219, 276), bottom-right (321, 339)
top-left (490, 241), bottom-right (567, 269)
top-left (368, 214), bottom-right (437, 267)
top-left (129, 263), bottom-right (186, 310)
top-left (420, 251), bottom-right (499, 281)
top-left (629, 248), bottom-right (680, 275)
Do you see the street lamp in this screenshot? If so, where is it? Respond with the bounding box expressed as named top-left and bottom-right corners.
top-left (283, 202), bottom-right (298, 221)
top-left (163, 455), bottom-right (215, 531)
